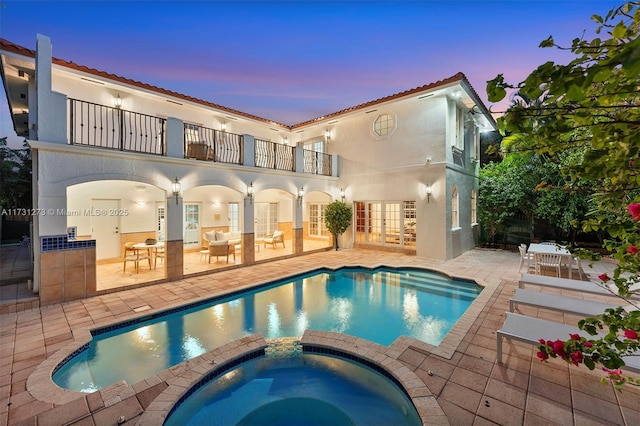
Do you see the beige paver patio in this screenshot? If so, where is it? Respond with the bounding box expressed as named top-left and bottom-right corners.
top-left (0, 247), bottom-right (638, 425)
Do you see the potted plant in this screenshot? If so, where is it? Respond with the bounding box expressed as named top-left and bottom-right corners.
top-left (324, 201), bottom-right (352, 251)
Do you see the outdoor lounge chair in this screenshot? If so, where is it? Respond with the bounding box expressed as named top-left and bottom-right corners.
top-left (208, 240), bottom-right (235, 264)
top-left (519, 273), bottom-right (613, 296)
top-left (264, 230), bottom-right (285, 248)
top-left (496, 312), bottom-right (639, 373)
top-left (509, 288), bottom-right (619, 316)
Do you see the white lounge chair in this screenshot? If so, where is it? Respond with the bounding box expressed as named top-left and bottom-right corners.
top-left (264, 230), bottom-right (285, 249)
top-left (519, 273), bottom-right (612, 296)
top-left (509, 288), bottom-right (618, 316)
top-left (496, 312), bottom-right (639, 373)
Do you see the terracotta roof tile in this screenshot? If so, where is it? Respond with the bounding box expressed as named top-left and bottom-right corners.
top-left (1, 38), bottom-right (489, 130)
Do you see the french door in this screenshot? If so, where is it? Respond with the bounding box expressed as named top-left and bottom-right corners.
top-left (354, 201), bottom-right (414, 247)
top-left (183, 203), bottom-right (200, 248)
top-left (255, 202), bottom-right (278, 239)
top-left (308, 203), bottom-right (329, 237)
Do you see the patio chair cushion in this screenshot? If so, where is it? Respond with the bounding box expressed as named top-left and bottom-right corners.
top-left (204, 231), bottom-right (217, 242)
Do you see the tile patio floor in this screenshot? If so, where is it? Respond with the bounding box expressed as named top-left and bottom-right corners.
top-left (0, 248), bottom-right (638, 425)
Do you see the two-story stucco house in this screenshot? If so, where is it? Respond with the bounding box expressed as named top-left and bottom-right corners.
top-left (1, 34), bottom-right (495, 304)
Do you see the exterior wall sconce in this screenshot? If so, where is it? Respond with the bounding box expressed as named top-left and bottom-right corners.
top-left (171, 177), bottom-right (181, 205)
top-left (339, 188), bottom-right (345, 202)
top-left (325, 129), bottom-right (331, 141)
top-left (298, 187), bottom-right (305, 203)
top-left (113, 94), bottom-right (122, 109)
top-left (247, 182), bottom-right (254, 204)
top-left (221, 122), bottom-right (227, 132)
top-left (425, 184), bottom-right (433, 203)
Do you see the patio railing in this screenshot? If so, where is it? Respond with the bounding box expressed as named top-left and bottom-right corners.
top-left (69, 99), bottom-right (166, 155)
top-left (303, 149), bottom-right (332, 176)
top-left (183, 125), bottom-right (243, 165)
top-left (67, 99), bottom-right (335, 176)
top-left (255, 139), bottom-right (295, 172)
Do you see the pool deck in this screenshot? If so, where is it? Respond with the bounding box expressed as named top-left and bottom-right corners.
top-left (1, 248), bottom-right (638, 425)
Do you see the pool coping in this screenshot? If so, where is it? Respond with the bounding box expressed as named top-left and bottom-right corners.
top-left (136, 331), bottom-right (448, 426)
top-left (25, 263), bottom-right (499, 424)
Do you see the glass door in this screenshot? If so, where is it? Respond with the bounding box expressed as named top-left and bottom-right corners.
top-left (255, 202), bottom-right (278, 239)
top-left (308, 203), bottom-right (329, 237)
top-left (353, 201), bottom-right (413, 247)
top-left (183, 203), bottom-right (200, 248)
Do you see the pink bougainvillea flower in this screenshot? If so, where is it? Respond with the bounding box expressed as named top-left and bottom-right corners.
top-left (552, 340), bottom-right (567, 358)
top-left (603, 367), bottom-right (622, 376)
top-left (598, 273), bottom-right (610, 282)
top-left (629, 203), bottom-right (640, 221)
top-left (539, 338), bottom-right (547, 345)
top-left (536, 351), bottom-right (549, 361)
top-left (584, 341), bottom-right (593, 348)
top-left (627, 245), bottom-right (639, 255)
top-left (569, 333), bottom-right (580, 341)
top-left (570, 351), bottom-right (583, 366)
top-left (623, 329), bottom-right (639, 340)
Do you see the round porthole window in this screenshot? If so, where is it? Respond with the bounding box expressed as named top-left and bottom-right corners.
top-left (373, 112), bottom-right (396, 138)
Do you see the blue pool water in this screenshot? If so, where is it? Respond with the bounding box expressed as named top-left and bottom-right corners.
top-left (164, 353), bottom-right (422, 426)
top-left (53, 267), bottom-right (480, 392)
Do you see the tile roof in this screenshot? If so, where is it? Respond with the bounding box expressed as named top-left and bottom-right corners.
top-left (0, 38), bottom-right (487, 130)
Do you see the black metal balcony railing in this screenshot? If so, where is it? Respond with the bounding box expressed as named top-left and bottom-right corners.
top-left (255, 139), bottom-right (295, 172)
top-left (303, 149), bottom-right (332, 176)
top-left (69, 99), bottom-right (166, 155)
top-left (184, 125), bottom-right (243, 165)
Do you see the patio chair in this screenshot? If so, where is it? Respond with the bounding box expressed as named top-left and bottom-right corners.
top-left (155, 245), bottom-right (165, 269)
top-left (209, 241), bottom-right (235, 264)
top-left (496, 312), bottom-right (639, 373)
top-left (518, 244), bottom-right (535, 273)
top-left (123, 242), bottom-right (150, 273)
top-left (264, 230), bottom-right (285, 249)
top-left (561, 255), bottom-right (583, 280)
top-left (534, 252), bottom-right (563, 277)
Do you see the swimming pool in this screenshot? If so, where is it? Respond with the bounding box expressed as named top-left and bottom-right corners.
top-left (53, 266), bottom-right (481, 392)
top-left (165, 353), bottom-right (422, 426)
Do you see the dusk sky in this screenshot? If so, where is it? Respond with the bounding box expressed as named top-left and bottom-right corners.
top-left (0, 0), bottom-right (623, 148)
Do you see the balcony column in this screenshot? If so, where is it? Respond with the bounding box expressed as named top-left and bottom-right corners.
top-left (295, 146), bottom-right (304, 173)
top-left (243, 135), bottom-right (255, 167)
top-left (242, 195), bottom-right (255, 264)
top-left (294, 194), bottom-right (303, 255)
top-left (165, 189), bottom-right (183, 280)
top-left (166, 118), bottom-right (184, 159)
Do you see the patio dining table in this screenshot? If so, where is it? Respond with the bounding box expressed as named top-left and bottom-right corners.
top-left (527, 243), bottom-right (576, 279)
top-left (133, 241), bottom-right (165, 270)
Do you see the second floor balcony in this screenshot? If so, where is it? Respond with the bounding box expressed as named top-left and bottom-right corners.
top-left (68, 98), bottom-right (335, 176)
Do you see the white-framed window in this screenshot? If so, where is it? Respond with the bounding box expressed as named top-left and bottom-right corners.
top-left (373, 113), bottom-right (396, 138)
top-left (454, 107), bottom-right (464, 151)
top-left (471, 189), bottom-right (477, 224)
top-left (228, 202), bottom-right (239, 232)
top-left (156, 203), bottom-right (165, 241)
top-left (403, 201), bottom-right (416, 247)
top-left (451, 186), bottom-right (459, 229)
top-left (473, 124), bottom-right (480, 161)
